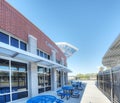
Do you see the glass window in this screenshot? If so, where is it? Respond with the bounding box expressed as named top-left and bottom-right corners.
top-left (0, 59), bottom-right (28, 102)
top-left (38, 67), bottom-right (51, 93)
top-left (11, 61), bottom-right (27, 92)
top-left (0, 94), bottom-right (10, 102)
top-left (40, 51), bottom-right (43, 57)
top-left (11, 37), bottom-right (19, 48)
top-left (38, 73), bottom-right (44, 88)
top-left (0, 59), bottom-right (9, 70)
top-left (0, 59), bottom-right (10, 94)
top-left (37, 49), bottom-right (39, 56)
top-left (64, 72), bottom-right (67, 85)
top-left (38, 67), bottom-right (44, 93)
top-left (45, 68), bottom-right (51, 88)
top-left (57, 71), bottom-right (61, 87)
top-left (48, 55), bottom-right (50, 60)
top-left (12, 91), bottom-right (28, 100)
top-left (0, 71), bottom-right (10, 93)
top-left (0, 32), bottom-right (9, 44)
top-left (56, 59), bottom-right (60, 64)
top-left (20, 41), bottom-right (27, 51)
top-left (44, 53), bottom-right (48, 59)
top-left (38, 67), bottom-right (44, 73)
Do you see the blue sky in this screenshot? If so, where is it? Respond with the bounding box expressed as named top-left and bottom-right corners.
top-left (7, 0), bottom-right (120, 75)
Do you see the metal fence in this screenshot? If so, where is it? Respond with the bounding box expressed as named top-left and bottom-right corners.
top-left (97, 67), bottom-right (120, 103)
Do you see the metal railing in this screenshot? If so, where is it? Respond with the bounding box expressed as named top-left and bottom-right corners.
top-left (97, 67), bottom-right (120, 103)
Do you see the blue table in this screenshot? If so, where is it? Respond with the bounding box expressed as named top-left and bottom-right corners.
top-left (62, 86), bottom-right (74, 99)
top-left (62, 85), bottom-right (74, 93)
top-left (27, 95), bottom-right (57, 103)
top-left (62, 86), bottom-right (73, 90)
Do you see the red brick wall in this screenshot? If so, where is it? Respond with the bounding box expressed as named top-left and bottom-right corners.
top-left (0, 0), bottom-right (67, 64)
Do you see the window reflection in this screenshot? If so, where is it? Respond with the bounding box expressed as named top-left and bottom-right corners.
top-left (0, 59), bottom-right (10, 94)
top-left (0, 32), bottom-right (9, 44)
top-left (57, 71), bottom-right (61, 87)
top-left (11, 61), bottom-right (27, 92)
top-left (20, 41), bottom-right (27, 51)
top-left (0, 71), bottom-right (10, 93)
top-left (45, 68), bottom-right (51, 87)
top-left (38, 67), bottom-right (51, 93)
top-left (0, 59), bottom-right (28, 102)
top-left (64, 72), bottom-right (67, 85)
top-left (11, 37), bottom-right (19, 48)
top-left (0, 59), bottom-right (9, 70)
top-left (38, 73), bottom-right (44, 88)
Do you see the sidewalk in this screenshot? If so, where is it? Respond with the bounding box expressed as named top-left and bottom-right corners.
top-left (81, 81), bottom-right (111, 103)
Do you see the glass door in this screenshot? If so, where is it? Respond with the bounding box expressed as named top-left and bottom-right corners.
top-left (38, 67), bottom-right (51, 93)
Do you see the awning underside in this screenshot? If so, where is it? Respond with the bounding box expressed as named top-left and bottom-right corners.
top-left (0, 42), bottom-right (71, 72)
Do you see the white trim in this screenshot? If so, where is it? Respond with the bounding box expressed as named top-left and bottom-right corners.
top-left (0, 42), bottom-right (71, 72)
top-left (0, 54), bottom-right (28, 64)
top-left (37, 64), bottom-right (49, 68)
top-left (28, 34), bottom-right (37, 40)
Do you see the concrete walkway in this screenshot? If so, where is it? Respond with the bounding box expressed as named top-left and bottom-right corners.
top-left (81, 81), bottom-right (111, 103)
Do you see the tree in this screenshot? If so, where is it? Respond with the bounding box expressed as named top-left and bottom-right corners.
top-left (75, 73), bottom-right (97, 80)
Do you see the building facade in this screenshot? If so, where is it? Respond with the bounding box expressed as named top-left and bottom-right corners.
top-left (0, 0), bottom-right (71, 102)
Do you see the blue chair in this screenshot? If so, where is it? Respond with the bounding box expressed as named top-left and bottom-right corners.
top-left (71, 90), bottom-right (80, 98)
top-left (72, 82), bottom-right (77, 89)
top-left (56, 89), bottom-right (66, 99)
top-left (62, 87), bottom-right (71, 100)
top-left (56, 99), bottom-right (64, 103)
top-left (56, 89), bottom-right (63, 96)
top-left (78, 82), bottom-right (83, 90)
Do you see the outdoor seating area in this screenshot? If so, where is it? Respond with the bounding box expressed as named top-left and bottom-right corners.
top-left (56, 81), bottom-right (84, 100)
top-left (25, 81), bottom-right (85, 103)
top-left (13, 81), bottom-right (112, 103)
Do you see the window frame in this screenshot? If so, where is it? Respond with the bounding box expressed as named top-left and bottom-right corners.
top-left (0, 32), bottom-right (9, 44)
top-left (20, 41), bottom-right (27, 51)
top-left (10, 37), bottom-right (19, 48)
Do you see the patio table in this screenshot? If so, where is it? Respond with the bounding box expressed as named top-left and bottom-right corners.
top-left (62, 86), bottom-right (74, 92)
top-left (62, 86), bottom-right (74, 99)
top-left (27, 95), bottom-right (57, 103)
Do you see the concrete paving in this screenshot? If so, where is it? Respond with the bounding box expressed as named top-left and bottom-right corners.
top-left (15, 84), bottom-right (85, 103)
top-left (81, 81), bottom-right (111, 103)
top-left (12, 81), bottom-right (111, 103)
